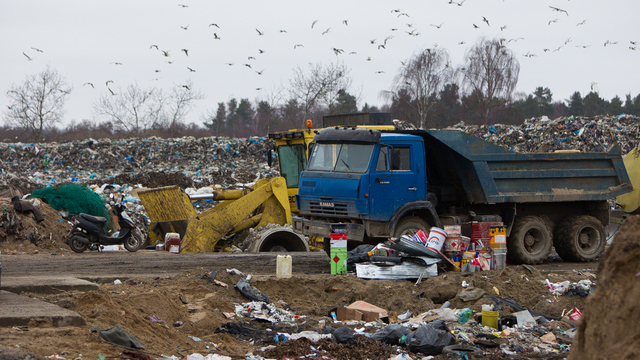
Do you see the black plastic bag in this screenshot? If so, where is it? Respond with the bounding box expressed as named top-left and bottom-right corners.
top-left (318, 326), bottom-right (335, 334)
top-left (234, 279), bottom-right (270, 303)
top-left (372, 324), bottom-right (412, 345)
top-left (347, 244), bottom-right (375, 272)
top-left (405, 320), bottom-right (455, 355)
top-left (331, 326), bottom-right (357, 345)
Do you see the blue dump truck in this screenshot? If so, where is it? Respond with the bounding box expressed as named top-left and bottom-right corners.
top-left (292, 127), bottom-right (632, 264)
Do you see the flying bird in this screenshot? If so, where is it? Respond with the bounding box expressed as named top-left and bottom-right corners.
top-left (243, 63), bottom-right (252, 68)
top-left (406, 29), bottom-right (420, 36)
top-left (255, 28), bottom-right (264, 35)
top-left (181, 85), bottom-right (190, 90)
top-left (458, 41), bottom-right (466, 45)
top-left (181, 49), bottom-right (188, 56)
top-left (631, 41), bottom-right (637, 45)
top-left (332, 48), bottom-right (343, 55)
top-left (430, 22), bottom-right (444, 28)
top-left (83, 82), bottom-right (94, 88)
top-left (111, 62), bottom-right (123, 65)
top-left (322, 28), bottom-right (331, 35)
top-left (178, 4), bottom-right (188, 7)
top-left (342, 20), bottom-right (348, 26)
top-left (576, 19), bottom-right (587, 26)
top-left (106, 80), bottom-right (113, 86)
top-left (22, 52), bottom-right (32, 60)
top-left (225, 63), bottom-right (234, 66)
top-left (500, 25), bottom-right (507, 31)
top-left (255, 69), bottom-right (264, 75)
top-left (590, 82), bottom-right (597, 91)
top-left (248, 56), bottom-right (256, 60)
top-left (523, 52), bottom-right (537, 57)
top-left (180, 25), bottom-right (189, 30)
top-left (161, 50), bottom-right (170, 57)
top-left (604, 40), bottom-right (618, 46)
top-left (473, 24), bottom-right (479, 29)
top-left (391, 9), bottom-right (400, 13)
top-left (397, 13), bottom-right (409, 18)
top-left (548, 19), bottom-right (558, 25)
top-left (294, 44), bottom-right (304, 49)
top-left (31, 47), bottom-right (43, 52)
top-left (209, 23), bottom-right (219, 28)
top-left (258, 49), bottom-right (265, 54)
top-left (311, 20), bottom-right (318, 28)
top-left (370, 39), bottom-right (376, 44)
top-left (108, 88), bottom-right (115, 96)
top-left (482, 16), bottom-right (490, 27)
top-left (187, 67), bottom-right (196, 72)
top-left (366, 57), bottom-right (372, 61)
top-left (349, 51), bottom-right (357, 55)
top-left (279, 29), bottom-right (287, 33)
top-left (150, 44), bottom-right (159, 50)
top-left (383, 36), bottom-right (393, 45)
top-left (213, 33), bottom-right (221, 40)
top-left (550, 6), bottom-right (568, 16)
top-left (375, 70), bottom-right (385, 74)
top-left (378, 44), bottom-right (386, 50)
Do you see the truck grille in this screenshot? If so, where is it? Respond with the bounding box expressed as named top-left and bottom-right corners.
top-left (304, 199), bottom-right (354, 216)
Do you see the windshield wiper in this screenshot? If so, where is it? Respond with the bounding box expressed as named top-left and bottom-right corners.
top-left (341, 159), bottom-right (352, 178)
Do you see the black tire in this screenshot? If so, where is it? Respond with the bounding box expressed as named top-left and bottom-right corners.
top-left (393, 217), bottom-right (430, 239)
top-left (553, 215), bottom-right (606, 262)
top-left (124, 229), bottom-right (144, 252)
top-left (507, 216), bottom-right (552, 264)
top-left (68, 234), bottom-right (88, 253)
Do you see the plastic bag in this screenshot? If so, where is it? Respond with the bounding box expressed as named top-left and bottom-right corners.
top-left (331, 326), bottom-right (357, 345)
top-left (372, 324), bottom-right (412, 345)
top-left (405, 320), bottom-right (456, 355)
top-left (234, 279), bottom-right (270, 303)
top-left (346, 244), bottom-right (375, 272)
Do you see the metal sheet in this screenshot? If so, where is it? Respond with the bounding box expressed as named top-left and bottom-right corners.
top-left (356, 262), bottom-right (438, 280)
top-left (386, 237), bottom-right (447, 261)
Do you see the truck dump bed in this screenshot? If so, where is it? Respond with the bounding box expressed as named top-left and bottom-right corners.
top-left (397, 130), bottom-right (632, 204)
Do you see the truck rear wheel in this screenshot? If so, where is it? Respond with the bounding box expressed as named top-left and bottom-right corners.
top-left (553, 215), bottom-right (606, 262)
top-left (507, 216), bottom-right (552, 264)
top-left (393, 217), bottom-right (429, 239)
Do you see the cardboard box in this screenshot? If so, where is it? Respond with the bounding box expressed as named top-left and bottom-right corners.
top-left (336, 307), bottom-right (363, 321)
top-left (346, 301), bottom-right (388, 321)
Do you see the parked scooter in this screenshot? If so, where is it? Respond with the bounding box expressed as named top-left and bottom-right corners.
top-left (65, 199), bottom-right (145, 253)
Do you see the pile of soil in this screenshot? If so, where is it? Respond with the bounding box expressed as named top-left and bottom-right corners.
top-left (0, 264), bottom-right (592, 359)
top-left (0, 198), bottom-right (71, 254)
top-left (569, 215), bottom-right (640, 359)
top-left (87, 171), bottom-right (196, 189)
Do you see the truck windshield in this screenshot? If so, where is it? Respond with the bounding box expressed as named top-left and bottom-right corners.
top-left (307, 143), bottom-right (374, 173)
top-left (277, 144), bottom-right (306, 188)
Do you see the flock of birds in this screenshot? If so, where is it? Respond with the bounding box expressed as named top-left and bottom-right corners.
top-left (17, 2), bottom-right (638, 98)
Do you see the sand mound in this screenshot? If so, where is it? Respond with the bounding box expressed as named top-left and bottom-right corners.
top-left (569, 215), bottom-right (640, 359)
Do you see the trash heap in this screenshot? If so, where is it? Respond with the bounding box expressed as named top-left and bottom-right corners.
top-left (0, 135), bottom-right (278, 190)
top-left (444, 114), bottom-right (640, 154)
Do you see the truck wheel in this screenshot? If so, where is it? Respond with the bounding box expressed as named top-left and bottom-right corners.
top-left (393, 217), bottom-right (429, 239)
top-left (507, 216), bottom-right (552, 264)
top-left (553, 216), bottom-right (606, 262)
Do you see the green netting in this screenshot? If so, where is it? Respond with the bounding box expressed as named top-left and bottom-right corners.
top-left (32, 183), bottom-right (110, 227)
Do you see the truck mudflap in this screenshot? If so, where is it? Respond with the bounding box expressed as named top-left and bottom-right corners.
top-left (292, 216), bottom-right (365, 241)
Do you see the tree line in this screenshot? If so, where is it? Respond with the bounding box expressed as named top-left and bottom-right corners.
top-left (4, 37), bottom-right (640, 143)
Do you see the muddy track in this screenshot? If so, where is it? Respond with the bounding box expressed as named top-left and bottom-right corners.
top-left (0, 251), bottom-right (331, 279)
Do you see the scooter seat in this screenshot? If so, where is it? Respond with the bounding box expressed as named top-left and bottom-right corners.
top-left (79, 213), bottom-right (108, 225)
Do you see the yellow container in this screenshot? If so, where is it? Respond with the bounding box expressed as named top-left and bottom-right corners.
top-left (482, 310), bottom-right (499, 329)
top-left (276, 255), bottom-right (292, 279)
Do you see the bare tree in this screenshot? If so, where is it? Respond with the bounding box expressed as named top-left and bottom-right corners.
top-left (3, 66), bottom-right (72, 142)
top-left (288, 62), bottom-right (352, 121)
top-left (383, 47), bottom-right (452, 128)
top-left (158, 81), bottom-right (204, 131)
top-left (93, 84), bottom-right (164, 137)
top-left (458, 37), bottom-right (520, 123)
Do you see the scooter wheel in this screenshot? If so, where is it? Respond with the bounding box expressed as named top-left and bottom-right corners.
top-left (124, 229), bottom-right (144, 252)
top-left (69, 237), bottom-right (88, 253)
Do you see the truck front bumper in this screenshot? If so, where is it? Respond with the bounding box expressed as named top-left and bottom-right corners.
top-left (292, 216), bottom-right (365, 241)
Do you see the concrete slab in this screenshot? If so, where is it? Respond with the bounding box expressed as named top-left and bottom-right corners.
top-left (1, 276), bottom-right (99, 295)
top-left (0, 290), bottom-right (85, 327)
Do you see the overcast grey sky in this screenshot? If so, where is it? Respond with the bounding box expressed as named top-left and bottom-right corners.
top-left (2, 0), bottom-right (639, 127)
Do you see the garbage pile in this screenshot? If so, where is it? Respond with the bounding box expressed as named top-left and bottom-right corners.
top-left (444, 114), bottom-right (640, 154)
top-left (0, 135), bottom-right (278, 191)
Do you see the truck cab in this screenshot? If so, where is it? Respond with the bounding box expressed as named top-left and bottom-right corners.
top-left (294, 127), bottom-right (439, 244)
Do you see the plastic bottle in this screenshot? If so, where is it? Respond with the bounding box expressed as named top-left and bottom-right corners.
top-left (457, 308), bottom-right (473, 324)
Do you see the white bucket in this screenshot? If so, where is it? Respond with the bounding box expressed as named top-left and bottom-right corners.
top-left (426, 227), bottom-right (447, 252)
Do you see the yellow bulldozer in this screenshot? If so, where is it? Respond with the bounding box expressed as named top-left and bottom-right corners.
top-left (139, 112), bottom-right (397, 253)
